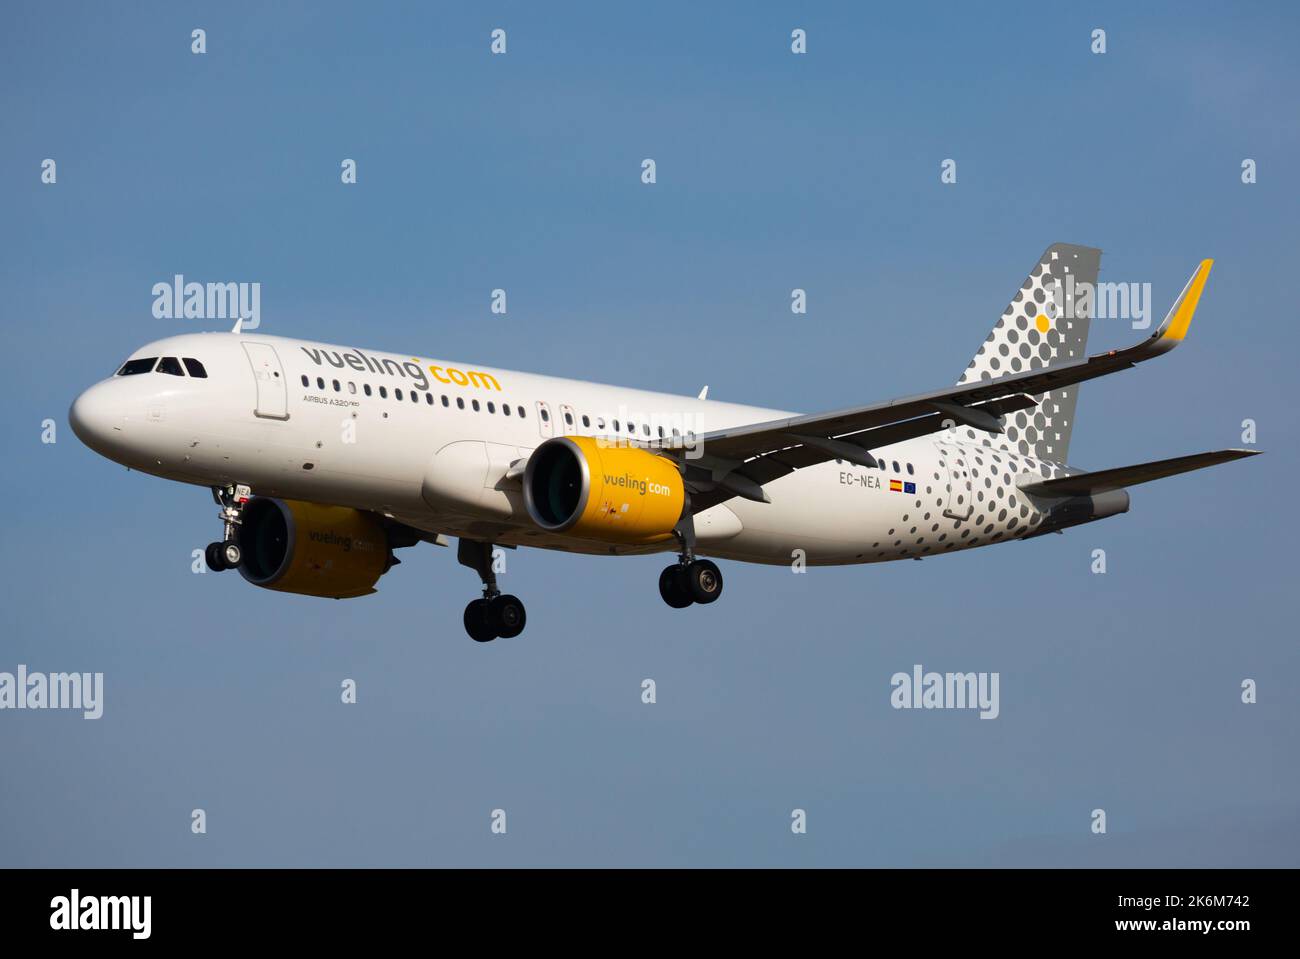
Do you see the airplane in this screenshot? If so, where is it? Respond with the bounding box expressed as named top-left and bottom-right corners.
top-left (69, 244), bottom-right (1258, 642)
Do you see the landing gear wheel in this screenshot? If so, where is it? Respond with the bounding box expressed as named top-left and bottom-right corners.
top-left (205, 542), bottom-right (227, 572)
top-left (221, 540), bottom-right (242, 569)
top-left (464, 599), bottom-right (497, 643)
top-left (489, 594), bottom-right (527, 638)
top-left (658, 564), bottom-right (693, 608)
top-left (685, 559), bottom-right (723, 604)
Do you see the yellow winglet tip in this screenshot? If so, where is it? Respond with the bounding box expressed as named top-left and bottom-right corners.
top-left (1163, 258), bottom-right (1213, 342)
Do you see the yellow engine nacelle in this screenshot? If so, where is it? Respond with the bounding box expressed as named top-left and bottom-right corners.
top-left (523, 436), bottom-right (685, 544)
top-left (237, 498), bottom-right (391, 599)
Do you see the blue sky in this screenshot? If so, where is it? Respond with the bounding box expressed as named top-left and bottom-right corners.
top-left (1, 1), bottom-right (1297, 866)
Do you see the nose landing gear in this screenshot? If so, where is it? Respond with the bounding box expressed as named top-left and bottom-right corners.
top-left (205, 540), bottom-right (243, 572)
top-left (458, 539), bottom-right (527, 642)
top-left (204, 484), bottom-right (250, 572)
top-left (658, 508), bottom-right (724, 608)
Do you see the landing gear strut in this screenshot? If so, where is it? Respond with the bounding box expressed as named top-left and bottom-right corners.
top-left (205, 484), bottom-right (250, 572)
top-left (658, 505), bottom-right (724, 608)
top-left (458, 539), bottom-right (526, 642)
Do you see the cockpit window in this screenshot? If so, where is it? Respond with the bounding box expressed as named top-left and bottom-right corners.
top-left (157, 357), bottom-right (185, 376)
top-left (117, 357), bottom-right (158, 376)
top-left (182, 358), bottom-right (208, 378)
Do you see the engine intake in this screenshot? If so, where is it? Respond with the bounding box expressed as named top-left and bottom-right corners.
top-left (238, 497), bottom-right (392, 599)
top-left (523, 436), bottom-right (685, 544)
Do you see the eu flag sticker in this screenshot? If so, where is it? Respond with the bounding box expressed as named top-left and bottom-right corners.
top-left (904, 482), bottom-right (916, 494)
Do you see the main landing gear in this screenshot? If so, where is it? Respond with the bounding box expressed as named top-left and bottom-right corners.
top-left (204, 484), bottom-right (250, 572)
top-left (658, 508), bottom-right (724, 609)
top-left (458, 539), bottom-right (526, 643)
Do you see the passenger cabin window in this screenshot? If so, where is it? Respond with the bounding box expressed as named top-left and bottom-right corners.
top-left (564, 411), bottom-right (573, 426)
top-left (488, 402), bottom-right (496, 413)
top-left (517, 406), bottom-right (525, 418)
top-left (364, 384), bottom-right (372, 396)
top-left (541, 409), bottom-right (550, 422)
top-left (301, 375), bottom-right (309, 387)
top-left (117, 357), bottom-right (158, 376)
top-left (425, 392), bottom-right (433, 405)
top-left (471, 399), bottom-right (480, 412)
top-left (456, 397), bottom-right (465, 409)
top-left (582, 415), bottom-right (590, 428)
top-left (317, 377), bottom-right (325, 390)
top-left (157, 357), bottom-right (184, 376)
top-left (379, 386), bottom-right (388, 398)
top-left (395, 388), bottom-right (403, 401)
top-left (182, 358), bottom-right (208, 378)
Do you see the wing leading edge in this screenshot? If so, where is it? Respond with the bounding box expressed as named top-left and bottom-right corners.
top-left (673, 259), bottom-right (1215, 511)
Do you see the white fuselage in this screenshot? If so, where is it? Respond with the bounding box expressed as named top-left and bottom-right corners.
top-left (70, 332), bottom-right (1079, 566)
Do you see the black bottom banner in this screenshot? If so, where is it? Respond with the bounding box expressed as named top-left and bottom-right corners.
top-left (0, 867), bottom-right (1281, 945)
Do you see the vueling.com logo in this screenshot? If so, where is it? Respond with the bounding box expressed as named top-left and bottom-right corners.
top-left (603, 471), bottom-right (673, 496)
top-left (300, 348), bottom-right (503, 392)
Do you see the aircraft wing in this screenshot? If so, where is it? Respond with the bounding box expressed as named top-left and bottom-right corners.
top-left (667, 259), bottom-right (1213, 511)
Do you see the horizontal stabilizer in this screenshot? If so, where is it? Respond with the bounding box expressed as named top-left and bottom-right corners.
top-left (1018, 449), bottom-right (1261, 497)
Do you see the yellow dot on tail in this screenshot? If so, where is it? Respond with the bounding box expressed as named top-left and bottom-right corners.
top-left (1035, 314), bottom-right (1051, 333)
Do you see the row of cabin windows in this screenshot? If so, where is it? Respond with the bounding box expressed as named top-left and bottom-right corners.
top-left (553, 407), bottom-right (685, 441)
top-left (117, 356), bottom-right (209, 378)
top-left (836, 456), bottom-right (916, 475)
top-left (298, 375), bottom-right (692, 442)
top-left (301, 374), bottom-right (527, 417)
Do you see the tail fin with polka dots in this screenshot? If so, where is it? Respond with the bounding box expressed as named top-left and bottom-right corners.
top-left (954, 243), bottom-right (1102, 463)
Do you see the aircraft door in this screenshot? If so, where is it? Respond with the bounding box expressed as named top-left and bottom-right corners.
top-left (559, 403), bottom-right (577, 435)
top-left (937, 443), bottom-right (973, 520)
top-left (242, 342), bottom-right (289, 420)
top-left (535, 400), bottom-right (554, 438)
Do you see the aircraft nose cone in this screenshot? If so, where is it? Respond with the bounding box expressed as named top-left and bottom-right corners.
top-left (69, 383), bottom-right (124, 455)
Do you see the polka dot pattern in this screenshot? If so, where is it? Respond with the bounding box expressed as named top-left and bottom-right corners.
top-left (864, 446), bottom-right (1067, 561)
top-left (947, 243), bottom-right (1101, 463)
top-left (859, 246), bottom-right (1102, 564)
